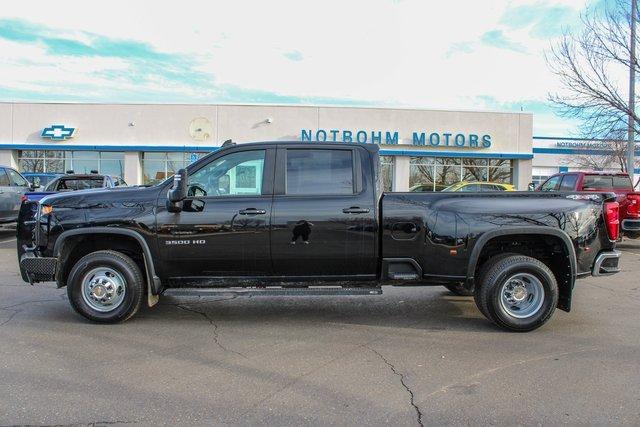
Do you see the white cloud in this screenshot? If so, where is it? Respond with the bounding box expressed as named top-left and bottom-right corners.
top-left (0, 0), bottom-right (593, 133)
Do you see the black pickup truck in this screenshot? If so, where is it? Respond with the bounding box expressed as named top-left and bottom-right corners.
top-left (17, 142), bottom-right (621, 331)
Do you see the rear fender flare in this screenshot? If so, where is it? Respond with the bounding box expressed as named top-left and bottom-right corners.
top-left (467, 226), bottom-right (577, 285)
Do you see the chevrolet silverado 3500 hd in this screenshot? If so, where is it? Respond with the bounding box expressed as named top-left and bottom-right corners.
top-left (17, 142), bottom-right (621, 331)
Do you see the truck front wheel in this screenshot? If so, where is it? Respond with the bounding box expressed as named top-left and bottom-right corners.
top-left (474, 255), bottom-right (558, 332)
top-left (67, 250), bottom-right (144, 323)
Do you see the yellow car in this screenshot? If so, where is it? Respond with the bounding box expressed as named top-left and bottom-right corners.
top-left (442, 181), bottom-right (516, 192)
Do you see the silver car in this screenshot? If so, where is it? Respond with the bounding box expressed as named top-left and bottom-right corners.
top-left (0, 167), bottom-right (31, 223)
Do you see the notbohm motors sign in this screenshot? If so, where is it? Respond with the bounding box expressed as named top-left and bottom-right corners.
top-left (301, 129), bottom-right (492, 148)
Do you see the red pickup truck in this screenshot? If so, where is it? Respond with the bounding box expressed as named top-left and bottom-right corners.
top-left (538, 171), bottom-right (640, 238)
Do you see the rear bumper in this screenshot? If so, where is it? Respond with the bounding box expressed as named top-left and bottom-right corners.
top-left (621, 219), bottom-right (640, 232)
top-left (19, 246), bottom-right (57, 283)
top-left (592, 251), bottom-right (621, 276)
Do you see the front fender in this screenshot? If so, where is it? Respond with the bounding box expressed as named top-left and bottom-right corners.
top-left (54, 227), bottom-right (162, 297)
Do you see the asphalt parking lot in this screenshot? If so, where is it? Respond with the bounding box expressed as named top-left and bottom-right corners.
top-left (1, 229), bottom-right (639, 426)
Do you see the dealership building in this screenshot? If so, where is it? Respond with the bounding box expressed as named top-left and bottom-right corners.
top-left (0, 102), bottom-right (628, 190)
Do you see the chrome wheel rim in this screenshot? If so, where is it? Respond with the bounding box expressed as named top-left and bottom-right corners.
top-left (499, 273), bottom-right (545, 319)
top-left (81, 267), bottom-right (126, 312)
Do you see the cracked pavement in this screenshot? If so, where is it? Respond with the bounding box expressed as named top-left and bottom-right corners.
top-left (1, 232), bottom-right (640, 425)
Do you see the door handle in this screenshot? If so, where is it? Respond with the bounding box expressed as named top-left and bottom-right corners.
top-left (239, 208), bottom-right (266, 215)
top-left (343, 207), bottom-right (370, 214)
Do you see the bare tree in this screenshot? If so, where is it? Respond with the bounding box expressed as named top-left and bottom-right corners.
top-left (560, 138), bottom-right (634, 171)
top-left (547, 0), bottom-right (638, 172)
top-left (19, 158), bottom-right (44, 173)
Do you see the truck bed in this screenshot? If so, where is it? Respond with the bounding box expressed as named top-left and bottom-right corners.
top-left (381, 191), bottom-right (614, 282)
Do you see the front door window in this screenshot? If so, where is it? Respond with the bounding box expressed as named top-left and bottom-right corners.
top-left (188, 150), bottom-right (265, 197)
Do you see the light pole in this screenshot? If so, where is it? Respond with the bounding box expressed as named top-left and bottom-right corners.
top-left (628, 0), bottom-right (637, 184)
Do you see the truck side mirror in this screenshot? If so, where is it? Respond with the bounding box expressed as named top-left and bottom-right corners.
top-left (167, 169), bottom-right (188, 212)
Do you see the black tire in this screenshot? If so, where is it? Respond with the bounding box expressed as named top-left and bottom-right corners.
top-left (474, 254), bottom-right (558, 332)
top-left (473, 253), bottom-right (518, 320)
top-left (444, 283), bottom-right (474, 296)
top-left (67, 250), bottom-right (144, 323)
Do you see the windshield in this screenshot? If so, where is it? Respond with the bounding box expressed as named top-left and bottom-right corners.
top-left (46, 178), bottom-right (104, 191)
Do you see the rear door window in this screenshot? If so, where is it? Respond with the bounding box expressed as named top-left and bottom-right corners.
top-left (286, 149), bottom-right (354, 195)
top-left (456, 184), bottom-right (477, 192)
top-left (559, 174), bottom-right (578, 191)
top-left (583, 175), bottom-right (632, 189)
top-left (481, 184), bottom-right (502, 191)
top-left (583, 175), bottom-right (611, 188)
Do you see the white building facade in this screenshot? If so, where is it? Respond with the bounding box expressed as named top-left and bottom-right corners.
top-left (0, 102), bottom-right (535, 190)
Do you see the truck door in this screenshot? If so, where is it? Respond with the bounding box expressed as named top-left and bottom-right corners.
top-left (270, 146), bottom-right (377, 278)
top-left (155, 148), bottom-right (275, 278)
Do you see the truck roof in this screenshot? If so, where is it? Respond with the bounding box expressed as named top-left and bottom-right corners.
top-left (563, 171), bottom-right (629, 176)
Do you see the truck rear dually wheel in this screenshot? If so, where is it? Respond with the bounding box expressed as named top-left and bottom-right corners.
top-left (67, 250), bottom-right (144, 323)
top-left (474, 254), bottom-right (558, 332)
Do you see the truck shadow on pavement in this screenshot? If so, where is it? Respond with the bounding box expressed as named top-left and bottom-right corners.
top-left (143, 288), bottom-right (499, 333)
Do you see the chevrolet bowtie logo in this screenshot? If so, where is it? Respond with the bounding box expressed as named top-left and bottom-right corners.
top-left (41, 125), bottom-right (76, 140)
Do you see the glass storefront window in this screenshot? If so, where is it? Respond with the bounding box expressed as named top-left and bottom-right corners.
top-left (142, 152), bottom-right (208, 185)
top-left (101, 159), bottom-right (124, 177)
top-left (71, 151), bottom-right (99, 174)
top-left (380, 156), bottom-right (394, 192)
top-left (18, 151), bottom-right (124, 177)
top-left (462, 166), bottom-right (488, 182)
top-left (410, 157), bottom-right (436, 191)
top-left (436, 164), bottom-right (461, 190)
top-left (410, 156), bottom-right (513, 191)
top-left (489, 166), bottom-right (512, 183)
top-left (142, 152), bottom-right (171, 185)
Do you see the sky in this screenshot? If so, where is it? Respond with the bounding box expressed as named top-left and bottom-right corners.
top-left (0, 0), bottom-right (610, 136)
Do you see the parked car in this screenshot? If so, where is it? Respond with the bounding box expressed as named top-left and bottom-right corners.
top-left (0, 166), bottom-right (32, 223)
top-left (21, 172), bottom-right (63, 189)
top-left (18, 142), bottom-right (620, 331)
top-left (25, 173), bottom-right (127, 202)
top-left (409, 183), bottom-right (449, 192)
top-left (537, 171), bottom-right (640, 239)
top-left (442, 181), bottom-right (516, 192)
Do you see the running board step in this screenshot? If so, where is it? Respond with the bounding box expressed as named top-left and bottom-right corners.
top-left (163, 287), bottom-right (383, 297)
